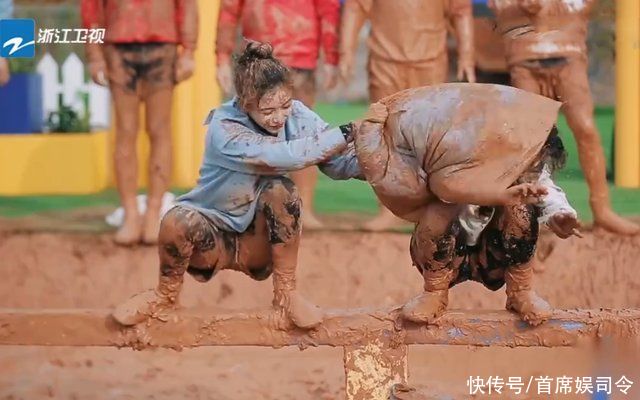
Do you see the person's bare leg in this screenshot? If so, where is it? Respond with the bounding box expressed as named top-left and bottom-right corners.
top-left (402, 201), bottom-right (459, 323)
top-left (289, 168), bottom-right (323, 230)
top-left (559, 60), bottom-right (639, 235)
top-left (290, 69), bottom-right (323, 230)
top-left (143, 87), bottom-right (174, 244)
top-left (112, 86), bottom-right (143, 245)
top-left (258, 177), bottom-right (323, 328)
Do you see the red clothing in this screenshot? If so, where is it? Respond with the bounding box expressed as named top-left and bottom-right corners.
top-left (216, 0), bottom-right (340, 70)
top-left (81, 0), bottom-right (198, 50)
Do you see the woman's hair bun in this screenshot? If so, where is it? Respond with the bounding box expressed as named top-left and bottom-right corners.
top-left (243, 40), bottom-right (274, 60)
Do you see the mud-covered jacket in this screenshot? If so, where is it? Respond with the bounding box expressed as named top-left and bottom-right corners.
top-left (178, 99), bottom-right (360, 232)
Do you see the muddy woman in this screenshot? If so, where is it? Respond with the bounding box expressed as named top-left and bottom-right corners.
top-left (355, 84), bottom-right (581, 326)
top-left (113, 42), bottom-right (375, 328)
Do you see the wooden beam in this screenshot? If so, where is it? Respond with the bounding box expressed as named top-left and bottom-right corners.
top-left (0, 308), bottom-right (638, 349)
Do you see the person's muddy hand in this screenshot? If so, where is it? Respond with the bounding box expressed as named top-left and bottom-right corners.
top-left (0, 58), bottom-right (10, 86)
top-left (548, 212), bottom-right (582, 239)
top-left (89, 58), bottom-right (108, 86)
top-left (322, 64), bottom-right (339, 90)
top-left (339, 53), bottom-right (355, 84)
top-left (175, 49), bottom-right (195, 83)
top-left (216, 61), bottom-right (233, 94)
top-left (502, 183), bottom-right (548, 205)
top-left (519, 0), bottom-right (543, 14)
top-left (457, 57), bottom-right (476, 83)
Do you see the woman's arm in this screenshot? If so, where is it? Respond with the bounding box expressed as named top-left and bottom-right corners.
top-left (211, 119), bottom-right (348, 175)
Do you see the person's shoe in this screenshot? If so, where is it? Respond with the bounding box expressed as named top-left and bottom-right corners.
top-left (593, 207), bottom-right (640, 236)
top-left (112, 289), bottom-right (172, 326)
top-left (505, 264), bottom-right (552, 326)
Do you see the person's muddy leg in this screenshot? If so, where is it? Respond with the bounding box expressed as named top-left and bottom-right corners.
top-left (558, 58), bottom-right (639, 235)
top-left (495, 204), bottom-right (553, 325)
top-left (142, 86), bottom-right (174, 244)
top-left (257, 176), bottom-right (323, 328)
top-left (402, 201), bottom-right (460, 323)
top-left (111, 85), bottom-right (143, 245)
top-left (113, 206), bottom-right (214, 325)
top-left (289, 69), bottom-right (323, 230)
top-left (509, 64), bottom-right (542, 95)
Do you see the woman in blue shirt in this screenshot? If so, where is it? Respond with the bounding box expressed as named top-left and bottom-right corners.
top-left (113, 41), bottom-right (371, 329)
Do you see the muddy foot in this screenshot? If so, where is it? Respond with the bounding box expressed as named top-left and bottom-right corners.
top-left (112, 289), bottom-right (172, 326)
top-left (506, 290), bottom-right (552, 326)
top-left (593, 209), bottom-right (640, 236)
top-left (114, 216), bottom-right (142, 246)
top-left (401, 290), bottom-right (448, 324)
top-left (286, 291), bottom-right (324, 328)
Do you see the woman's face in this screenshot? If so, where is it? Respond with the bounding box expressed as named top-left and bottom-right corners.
top-left (247, 85), bottom-right (293, 135)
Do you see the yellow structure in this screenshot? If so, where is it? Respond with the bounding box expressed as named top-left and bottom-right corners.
top-left (615, 0), bottom-right (640, 187)
top-left (0, 0), bottom-right (220, 195)
top-left (0, 131), bottom-right (109, 195)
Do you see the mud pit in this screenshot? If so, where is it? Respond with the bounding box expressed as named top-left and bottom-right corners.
top-left (0, 228), bottom-right (639, 399)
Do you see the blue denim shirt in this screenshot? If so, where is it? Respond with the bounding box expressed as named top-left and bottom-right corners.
top-left (177, 99), bottom-right (361, 232)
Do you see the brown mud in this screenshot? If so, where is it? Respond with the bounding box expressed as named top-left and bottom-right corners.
top-left (0, 228), bottom-right (639, 399)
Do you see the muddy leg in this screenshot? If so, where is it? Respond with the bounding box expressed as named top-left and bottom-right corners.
top-left (290, 69), bottom-right (323, 230)
top-left (495, 204), bottom-right (553, 326)
top-left (111, 86), bottom-right (143, 245)
top-left (402, 202), bottom-right (460, 324)
top-left (142, 87), bottom-right (174, 244)
top-left (257, 176), bottom-right (323, 328)
top-left (113, 207), bottom-right (213, 325)
top-left (558, 59), bottom-right (639, 235)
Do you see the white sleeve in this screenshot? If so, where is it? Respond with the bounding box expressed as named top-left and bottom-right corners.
top-left (536, 168), bottom-right (577, 225)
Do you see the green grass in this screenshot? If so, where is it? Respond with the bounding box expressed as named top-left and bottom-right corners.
top-left (0, 103), bottom-right (638, 222)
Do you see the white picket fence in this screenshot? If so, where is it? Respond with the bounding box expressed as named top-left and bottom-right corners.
top-left (36, 52), bottom-right (111, 130)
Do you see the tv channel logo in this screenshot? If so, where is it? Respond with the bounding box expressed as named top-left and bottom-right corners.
top-left (0, 19), bottom-right (36, 58)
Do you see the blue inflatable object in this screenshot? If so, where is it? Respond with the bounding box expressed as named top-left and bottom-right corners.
top-left (0, 73), bottom-right (43, 134)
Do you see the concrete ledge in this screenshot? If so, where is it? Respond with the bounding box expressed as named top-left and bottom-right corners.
top-left (0, 308), bottom-right (638, 349)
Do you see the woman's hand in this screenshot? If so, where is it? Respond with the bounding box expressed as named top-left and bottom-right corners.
top-left (175, 49), bottom-right (195, 83)
top-left (547, 212), bottom-right (582, 239)
top-left (501, 183), bottom-right (548, 205)
top-left (216, 61), bottom-right (233, 94)
top-left (88, 58), bottom-right (108, 86)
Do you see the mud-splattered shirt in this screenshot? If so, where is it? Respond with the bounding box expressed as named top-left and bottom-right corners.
top-left (177, 99), bottom-right (361, 233)
top-left (216, 0), bottom-right (340, 69)
top-left (341, 0), bottom-right (472, 63)
top-left (489, 0), bottom-right (595, 65)
top-left (81, 0), bottom-right (198, 49)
